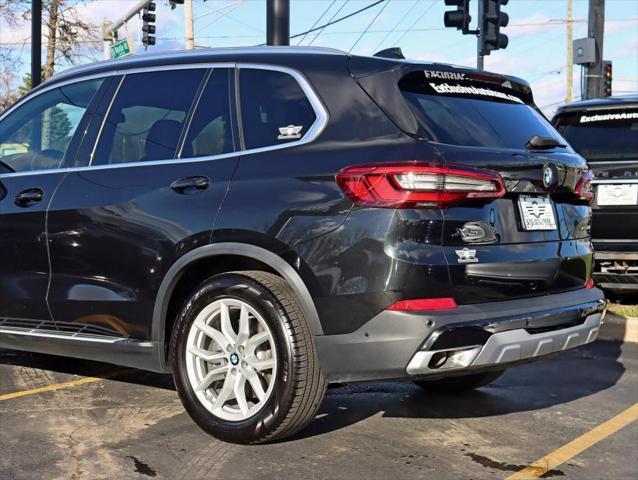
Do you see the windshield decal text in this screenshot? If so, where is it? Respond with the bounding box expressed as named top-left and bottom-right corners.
top-left (428, 82), bottom-right (525, 104)
top-left (423, 70), bottom-right (467, 80)
top-left (580, 111), bottom-right (638, 123)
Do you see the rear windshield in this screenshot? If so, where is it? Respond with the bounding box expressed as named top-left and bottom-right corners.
top-left (399, 71), bottom-right (565, 149)
top-left (553, 109), bottom-right (638, 160)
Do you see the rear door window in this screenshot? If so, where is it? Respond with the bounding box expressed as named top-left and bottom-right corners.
top-left (92, 69), bottom-right (206, 166)
top-left (553, 109), bottom-right (638, 160)
top-left (399, 70), bottom-right (564, 149)
top-left (181, 69), bottom-right (235, 158)
top-left (239, 69), bottom-right (316, 150)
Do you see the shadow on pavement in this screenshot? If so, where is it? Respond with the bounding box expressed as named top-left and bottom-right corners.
top-left (0, 323), bottom-right (628, 442)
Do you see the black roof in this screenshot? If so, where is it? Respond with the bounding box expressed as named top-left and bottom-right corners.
top-left (554, 94), bottom-right (638, 115)
top-left (40, 45), bottom-right (529, 92)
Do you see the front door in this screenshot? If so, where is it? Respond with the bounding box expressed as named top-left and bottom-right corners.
top-left (46, 67), bottom-right (239, 340)
top-left (0, 78), bottom-right (104, 325)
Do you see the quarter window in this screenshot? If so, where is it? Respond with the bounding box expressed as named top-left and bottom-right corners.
top-left (92, 69), bottom-right (205, 166)
top-left (0, 79), bottom-right (103, 173)
top-left (239, 69), bottom-right (316, 150)
top-left (181, 69), bottom-right (234, 158)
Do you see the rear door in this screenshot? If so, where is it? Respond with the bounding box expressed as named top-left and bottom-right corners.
top-left (552, 106), bottom-right (638, 251)
top-left (360, 67), bottom-right (593, 303)
top-left (0, 78), bottom-right (104, 325)
top-left (46, 67), bottom-right (239, 340)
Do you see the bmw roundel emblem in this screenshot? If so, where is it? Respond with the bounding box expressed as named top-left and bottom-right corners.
top-left (229, 353), bottom-right (239, 365)
top-left (542, 164), bottom-right (556, 189)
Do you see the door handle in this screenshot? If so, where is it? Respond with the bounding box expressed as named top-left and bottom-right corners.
top-left (14, 188), bottom-right (44, 207)
top-left (170, 176), bottom-right (210, 194)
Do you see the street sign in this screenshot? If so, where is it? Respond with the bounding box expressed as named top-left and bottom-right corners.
top-left (110, 39), bottom-right (132, 59)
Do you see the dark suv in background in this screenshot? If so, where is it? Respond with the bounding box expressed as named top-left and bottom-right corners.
top-left (553, 96), bottom-right (638, 294)
top-left (0, 47), bottom-right (605, 444)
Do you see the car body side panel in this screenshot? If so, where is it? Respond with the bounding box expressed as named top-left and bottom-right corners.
top-left (46, 158), bottom-right (239, 340)
top-left (0, 172), bottom-right (66, 321)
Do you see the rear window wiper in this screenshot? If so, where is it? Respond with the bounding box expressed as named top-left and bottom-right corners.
top-left (526, 135), bottom-right (567, 150)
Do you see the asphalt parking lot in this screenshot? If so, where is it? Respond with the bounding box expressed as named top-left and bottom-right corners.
top-left (1, 315), bottom-right (637, 480)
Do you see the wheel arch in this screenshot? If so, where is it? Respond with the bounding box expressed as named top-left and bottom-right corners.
top-left (152, 243), bottom-right (323, 371)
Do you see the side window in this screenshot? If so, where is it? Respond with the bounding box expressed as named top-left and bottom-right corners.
top-left (181, 69), bottom-right (234, 158)
top-left (92, 69), bottom-right (205, 166)
top-left (0, 79), bottom-right (103, 173)
top-left (239, 69), bottom-right (317, 150)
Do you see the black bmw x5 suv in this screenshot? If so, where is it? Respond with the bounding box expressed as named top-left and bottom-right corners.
top-left (0, 47), bottom-right (605, 443)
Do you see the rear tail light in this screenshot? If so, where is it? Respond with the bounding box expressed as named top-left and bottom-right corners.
top-left (585, 278), bottom-right (595, 289)
top-left (388, 297), bottom-right (458, 312)
top-left (575, 170), bottom-right (595, 204)
top-left (336, 162), bottom-right (505, 208)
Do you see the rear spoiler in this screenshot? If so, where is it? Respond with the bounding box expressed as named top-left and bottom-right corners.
top-left (348, 56), bottom-right (534, 137)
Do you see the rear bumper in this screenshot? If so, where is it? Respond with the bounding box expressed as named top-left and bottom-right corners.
top-left (593, 250), bottom-right (638, 292)
top-left (316, 287), bottom-right (606, 383)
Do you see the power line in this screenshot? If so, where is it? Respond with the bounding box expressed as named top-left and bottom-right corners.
top-left (371, 0), bottom-right (418, 54)
top-left (308, 0), bottom-right (350, 46)
top-left (195, 1), bottom-right (244, 35)
top-left (296, 0), bottom-right (337, 46)
top-left (528, 65), bottom-right (565, 83)
top-left (2, 17), bottom-right (637, 47)
top-left (393, 0), bottom-right (437, 46)
top-left (349, 0), bottom-right (390, 52)
top-left (259, 0), bottom-right (386, 45)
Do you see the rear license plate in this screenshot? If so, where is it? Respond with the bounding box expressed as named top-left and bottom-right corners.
top-left (596, 184), bottom-right (638, 206)
top-left (518, 195), bottom-right (557, 231)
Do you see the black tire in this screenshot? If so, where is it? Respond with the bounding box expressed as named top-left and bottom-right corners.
top-left (170, 271), bottom-right (326, 444)
top-left (413, 369), bottom-right (505, 393)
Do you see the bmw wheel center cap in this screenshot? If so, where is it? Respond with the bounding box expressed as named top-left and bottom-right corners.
top-left (229, 353), bottom-right (239, 365)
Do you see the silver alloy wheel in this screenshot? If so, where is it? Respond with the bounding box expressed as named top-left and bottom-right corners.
top-left (185, 298), bottom-right (277, 422)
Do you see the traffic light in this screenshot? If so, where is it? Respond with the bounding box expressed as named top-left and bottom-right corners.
top-left (169, 0), bottom-right (184, 10)
top-left (602, 60), bottom-right (612, 97)
top-left (142, 2), bottom-right (156, 47)
top-left (444, 0), bottom-right (471, 33)
top-left (480, 0), bottom-right (509, 56)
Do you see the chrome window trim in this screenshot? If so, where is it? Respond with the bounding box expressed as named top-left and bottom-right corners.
top-left (88, 75), bottom-right (124, 165)
top-left (0, 62), bottom-right (329, 178)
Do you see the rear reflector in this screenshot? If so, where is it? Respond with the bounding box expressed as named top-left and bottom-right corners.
top-left (337, 162), bottom-right (505, 208)
top-left (575, 170), bottom-right (595, 204)
top-left (388, 297), bottom-right (458, 312)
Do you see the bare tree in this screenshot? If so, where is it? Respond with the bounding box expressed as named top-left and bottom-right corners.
top-left (41, 0), bottom-right (100, 80)
top-left (1, 0), bottom-right (99, 91)
top-left (0, 0), bottom-right (22, 110)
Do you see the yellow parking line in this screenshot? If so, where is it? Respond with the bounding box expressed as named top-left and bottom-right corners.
top-left (0, 369), bottom-right (133, 401)
top-left (507, 403), bottom-right (638, 479)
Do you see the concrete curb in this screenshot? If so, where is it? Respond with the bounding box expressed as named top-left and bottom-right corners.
top-left (599, 313), bottom-right (638, 343)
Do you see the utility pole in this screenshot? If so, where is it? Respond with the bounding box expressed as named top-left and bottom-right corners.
top-left (585, 0), bottom-right (605, 99)
top-left (31, 0), bottom-right (42, 88)
top-left (476, 0), bottom-right (484, 70)
top-left (184, 0), bottom-right (194, 49)
top-left (566, 0), bottom-right (573, 103)
top-left (266, 0), bottom-right (289, 46)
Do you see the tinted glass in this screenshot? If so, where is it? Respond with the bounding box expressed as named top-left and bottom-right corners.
top-left (181, 69), bottom-right (234, 158)
top-left (399, 71), bottom-right (564, 149)
top-left (0, 79), bottom-right (102, 173)
top-left (554, 109), bottom-right (638, 160)
top-left (92, 69), bottom-right (205, 165)
top-left (239, 69), bottom-right (316, 150)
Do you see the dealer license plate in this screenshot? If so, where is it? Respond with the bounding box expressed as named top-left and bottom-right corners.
top-left (518, 195), bottom-right (557, 231)
top-left (596, 184), bottom-right (638, 206)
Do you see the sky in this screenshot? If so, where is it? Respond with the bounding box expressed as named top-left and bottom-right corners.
top-left (1, 0), bottom-right (637, 115)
